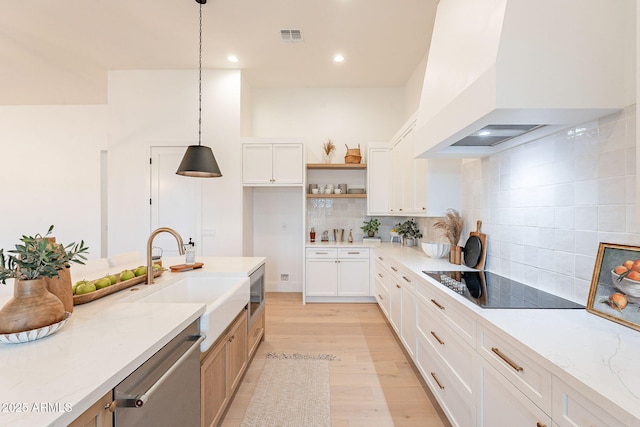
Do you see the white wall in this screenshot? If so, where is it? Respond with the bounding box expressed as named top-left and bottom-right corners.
top-left (0, 105), bottom-right (107, 259)
top-left (462, 105), bottom-right (637, 304)
top-left (107, 70), bottom-right (243, 256)
top-left (250, 88), bottom-right (405, 162)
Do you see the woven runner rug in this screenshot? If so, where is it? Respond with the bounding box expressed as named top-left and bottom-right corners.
top-left (240, 352), bottom-right (338, 427)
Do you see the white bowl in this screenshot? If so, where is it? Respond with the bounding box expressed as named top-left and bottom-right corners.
top-left (611, 270), bottom-right (640, 299)
top-left (421, 242), bottom-right (450, 259)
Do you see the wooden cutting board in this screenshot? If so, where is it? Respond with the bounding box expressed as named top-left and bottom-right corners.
top-left (469, 220), bottom-right (487, 270)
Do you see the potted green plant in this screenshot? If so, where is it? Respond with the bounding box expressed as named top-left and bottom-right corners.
top-left (360, 218), bottom-right (380, 238)
top-left (395, 218), bottom-right (423, 246)
top-left (0, 225), bottom-right (88, 335)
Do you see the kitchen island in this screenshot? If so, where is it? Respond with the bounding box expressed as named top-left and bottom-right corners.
top-left (0, 256), bottom-right (265, 427)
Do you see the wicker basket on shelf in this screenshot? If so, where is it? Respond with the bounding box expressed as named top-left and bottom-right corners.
top-left (344, 144), bottom-right (362, 164)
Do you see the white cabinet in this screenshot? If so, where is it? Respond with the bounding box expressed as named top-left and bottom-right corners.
top-left (367, 148), bottom-right (390, 214)
top-left (552, 377), bottom-right (630, 427)
top-left (305, 248), bottom-right (370, 300)
top-left (478, 358), bottom-right (552, 427)
top-left (386, 115), bottom-right (462, 216)
top-left (242, 143), bottom-right (303, 185)
top-left (377, 255), bottom-right (417, 358)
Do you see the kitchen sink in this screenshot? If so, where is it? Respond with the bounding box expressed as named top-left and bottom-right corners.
top-left (132, 275), bottom-right (250, 352)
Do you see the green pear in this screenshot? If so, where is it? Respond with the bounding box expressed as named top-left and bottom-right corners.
top-left (120, 270), bottom-right (135, 281)
top-left (75, 282), bottom-right (96, 295)
top-left (107, 274), bottom-right (118, 285)
top-left (134, 266), bottom-right (147, 277)
top-left (95, 277), bottom-right (112, 290)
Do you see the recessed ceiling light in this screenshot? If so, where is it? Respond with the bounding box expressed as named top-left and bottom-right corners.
top-left (227, 55), bottom-right (238, 63)
top-left (333, 54), bottom-right (345, 63)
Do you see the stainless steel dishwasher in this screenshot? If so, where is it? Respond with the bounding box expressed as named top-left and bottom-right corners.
top-left (112, 320), bottom-right (203, 426)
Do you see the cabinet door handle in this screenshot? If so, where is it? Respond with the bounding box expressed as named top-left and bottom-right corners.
top-left (430, 299), bottom-right (445, 310)
top-left (430, 331), bottom-right (444, 345)
top-left (491, 347), bottom-right (524, 372)
top-left (402, 276), bottom-right (411, 283)
top-left (378, 256), bottom-right (384, 261)
top-left (396, 284), bottom-right (401, 289)
top-left (430, 372), bottom-right (445, 390)
top-left (390, 266), bottom-right (398, 272)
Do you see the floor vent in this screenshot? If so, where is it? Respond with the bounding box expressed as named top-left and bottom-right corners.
top-left (280, 29), bottom-right (303, 43)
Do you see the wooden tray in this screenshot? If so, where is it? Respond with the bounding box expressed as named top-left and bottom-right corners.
top-left (169, 262), bottom-right (204, 273)
top-left (73, 269), bottom-right (164, 305)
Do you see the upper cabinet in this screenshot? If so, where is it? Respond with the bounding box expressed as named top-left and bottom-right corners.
top-left (369, 115), bottom-right (462, 217)
top-left (242, 142), bottom-right (304, 186)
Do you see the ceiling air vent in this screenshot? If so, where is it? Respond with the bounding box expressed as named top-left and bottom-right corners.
top-left (280, 29), bottom-right (303, 43)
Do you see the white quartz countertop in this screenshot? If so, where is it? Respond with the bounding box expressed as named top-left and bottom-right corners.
top-left (0, 256), bottom-right (265, 427)
top-left (374, 243), bottom-right (640, 424)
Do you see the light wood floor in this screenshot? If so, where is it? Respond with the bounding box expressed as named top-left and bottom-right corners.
top-left (220, 292), bottom-right (451, 427)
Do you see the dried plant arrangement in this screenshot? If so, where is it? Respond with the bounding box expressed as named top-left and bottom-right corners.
top-left (433, 208), bottom-right (464, 247)
top-left (322, 139), bottom-right (336, 156)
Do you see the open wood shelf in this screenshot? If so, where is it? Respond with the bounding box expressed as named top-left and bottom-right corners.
top-left (306, 194), bottom-right (367, 199)
top-left (306, 163), bottom-right (367, 170)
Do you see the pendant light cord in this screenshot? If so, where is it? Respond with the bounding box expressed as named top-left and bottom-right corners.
top-left (198, 2), bottom-right (203, 146)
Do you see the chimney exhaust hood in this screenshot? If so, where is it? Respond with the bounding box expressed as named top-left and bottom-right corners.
top-left (414, 0), bottom-right (631, 158)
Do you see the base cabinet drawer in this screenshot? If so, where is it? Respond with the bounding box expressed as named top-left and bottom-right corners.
top-left (478, 323), bottom-right (551, 414)
top-left (479, 359), bottom-right (551, 427)
top-left (417, 299), bottom-right (474, 397)
top-left (552, 377), bottom-right (631, 427)
top-left (374, 279), bottom-right (389, 317)
top-left (416, 338), bottom-right (475, 427)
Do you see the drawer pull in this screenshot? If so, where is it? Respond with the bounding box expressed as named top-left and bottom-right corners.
top-left (390, 266), bottom-right (398, 272)
top-left (536, 423), bottom-right (547, 427)
top-left (430, 331), bottom-right (444, 345)
top-left (347, 251), bottom-right (360, 254)
top-left (315, 251), bottom-right (329, 255)
top-left (430, 299), bottom-right (445, 310)
top-left (396, 284), bottom-right (401, 289)
top-left (378, 256), bottom-right (384, 261)
top-left (377, 273), bottom-right (383, 278)
top-left (402, 275), bottom-right (411, 283)
top-left (378, 294), bottom-right (384, 300)
top-left (491, 347), bottom-right (524, 372)
top-left (430, 372), bottom-right (445, 390)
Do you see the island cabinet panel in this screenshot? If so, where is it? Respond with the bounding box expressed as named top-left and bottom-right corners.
top-left (247, 309), bottom-right (265, 360)
top-left (67, 391), bottom-right (113, 427)
top-left (201, 308), bottom-right (248, 427)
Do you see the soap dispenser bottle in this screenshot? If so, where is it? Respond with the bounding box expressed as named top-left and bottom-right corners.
top-left (185, 238), bottom-right (196, 265)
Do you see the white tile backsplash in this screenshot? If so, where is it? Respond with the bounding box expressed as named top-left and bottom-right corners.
top-left (461, 105), bottom-right (638, 304)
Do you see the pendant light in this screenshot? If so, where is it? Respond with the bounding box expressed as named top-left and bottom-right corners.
top-left (176, 0), bottom-right (222, 178)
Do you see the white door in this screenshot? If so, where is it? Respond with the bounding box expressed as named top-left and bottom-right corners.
top-left (337, 259), bottom-right (370, 296)
top-left (305, 259), bottom-right (338, 296)
top-left (150, 146), bottom-right (202, 256)
top-left (242, 144), bottom-right (273, 184)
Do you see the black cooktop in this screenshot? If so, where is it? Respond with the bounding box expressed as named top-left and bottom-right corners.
top-left (422, 271), bottom-right (584, 309)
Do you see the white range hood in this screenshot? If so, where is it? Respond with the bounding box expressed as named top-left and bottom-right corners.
top-left (414, 0), bottom-right (632, 158)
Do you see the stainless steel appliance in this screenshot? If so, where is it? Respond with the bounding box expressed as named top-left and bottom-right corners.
top-left (248, 263), bottom-right (265, 329)
top-left (113, 320), bottom-right (203, 426)
top-left (422, 270), bottom-right (584, 309)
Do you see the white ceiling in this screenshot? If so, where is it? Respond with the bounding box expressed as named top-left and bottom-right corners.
top-left (0, 0), bottom-right (439, 105)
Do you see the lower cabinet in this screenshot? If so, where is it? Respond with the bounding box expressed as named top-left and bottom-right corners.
top-left (201, 308), bottom-right (248, 427)
top-left (478, 358), bottom-right (552, 427)
top-left (68, 392), bottom-right (113, 427)
top-left (305, 248), bottom-right (370, 298)
top-left (247, 309), bottom-right (265, 361)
